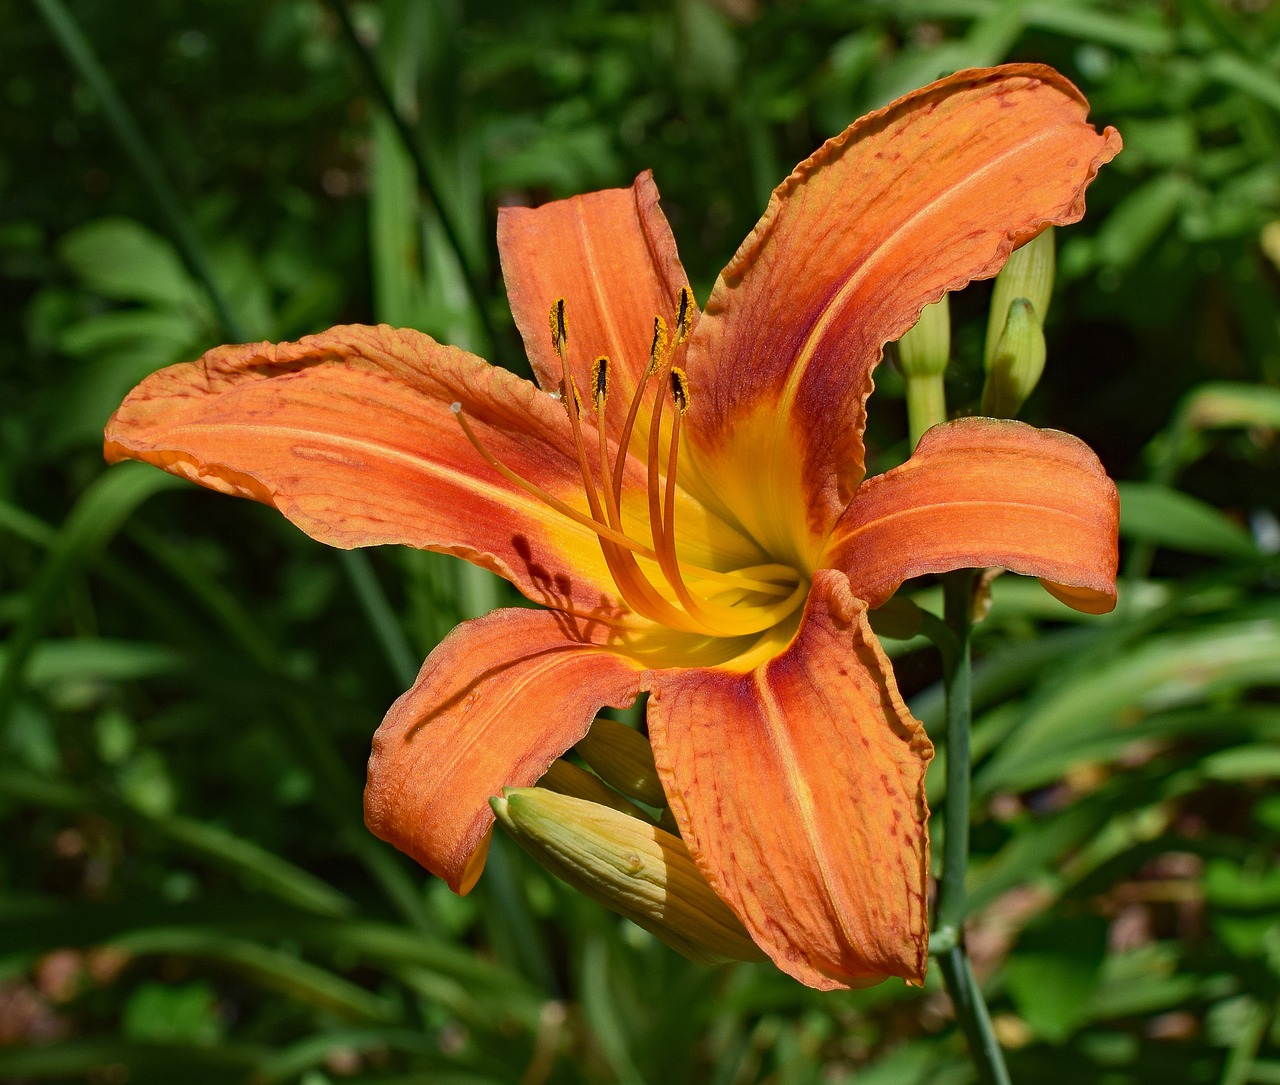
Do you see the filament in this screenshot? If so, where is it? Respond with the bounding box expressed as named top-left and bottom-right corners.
top-left (451, 290), bottom-right (807, 638)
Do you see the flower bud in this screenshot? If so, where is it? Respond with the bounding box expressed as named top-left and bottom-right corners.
top-left (897, 296), bottom-right (951, 449)
top-left (539, 758), bottom-right (653, 823)
top-left (574, 716), bottom-right (667, 808)
top-left (491, 788), bottom-right (764, 964)
top-left (983, 228), bottom-right (1054, 372)
top-left (981, 297), bottom-right (1047, 418)
top-left (896, 296), bottom-right (951, 379)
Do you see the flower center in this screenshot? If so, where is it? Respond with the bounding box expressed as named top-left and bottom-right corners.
top-left (453, 290), bottom-right (807, 638)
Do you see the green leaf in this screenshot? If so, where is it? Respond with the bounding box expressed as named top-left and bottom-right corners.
top-left (1180, 382), bottom-right (1280, 433)
top-left (1202, 745), bottom-right (1280, 780)
top-left (1090, 173), bottom-right (1191, 271)
top-left (1004, 913), bottom-right (1109, 1042)
top-left (980, 620), bottom-right (1280, 792)
top-left (109, 927), bottom-right (400, 1022)
top-left (1086, 943), bottom-right (1201, 1019)
top-left (0, 464), bottom-right (185, 727)
top-left (1118, 482), bottom-right (1257, 558)
top-left (58, 217), bottom-right (204, 309)
top-left (123, 981), bottom-right (224, 1045)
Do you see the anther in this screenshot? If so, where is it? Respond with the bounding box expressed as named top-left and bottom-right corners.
top-left (591, 356), bottom-right (610, 409)
top-left (669, 367), bottom-right (690, 414)
top-left (549, 298), bottom-right (568, 355)
top-left (560, 377), bottom-right (583, 417)
top-left (674, 286), bottom-right (697, 344)
top-left (648, 316), bottom-right (669, 374)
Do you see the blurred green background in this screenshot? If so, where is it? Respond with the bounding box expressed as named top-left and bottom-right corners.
top-left (2, 0), bottom-right (1279, 1082)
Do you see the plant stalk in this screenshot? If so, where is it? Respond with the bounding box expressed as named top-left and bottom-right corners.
top-left (932, 569), bottom-right (1011, 1085)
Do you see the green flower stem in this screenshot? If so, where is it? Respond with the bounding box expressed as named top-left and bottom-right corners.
top-left (904, 353), bottom-right (1007, 1081)
top-left (936, 570), bottom-right (975, 934)
top-left (930, 569), bottom-right (1012, 1085)
top-left (906, 374), bottom-right (947, 450)
top-left (936, 946), bottom-right (1011, 1085)
top-left (31, 0), bottom-right (246, 342)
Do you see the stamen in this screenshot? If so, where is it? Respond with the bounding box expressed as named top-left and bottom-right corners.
top-left (463, 288), bottom-right (808, 638)
top-left (669, 367), bottom-right (690, 414)
top-left (561, 377), bottom-right (583, 418)
top-left (544, 306), bottom-right (716, 631)
top-left (549, 298), bottom-right (568, 355)
top-left (647, 316), bottom-right (669, 374)
top-left (450, 406), bottom-right (794, 599)
top-left (606, 358), bottom-right (650, 514)
top-left (452, 405), bottom-right (658, 563)
top-left (674, 286), bottom-right (697, 344)
top-left (591, 356), bottom-right (609, 409)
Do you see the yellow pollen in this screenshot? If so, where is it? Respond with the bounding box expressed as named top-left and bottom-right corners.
top-left (549, 298), bottom-right (568, 354)
top-left (648, 316), bottom-right (669, 374)
top-left (561, 377), bottom-right (583, 417)
top-left (591, 356), bottom-right (609, 409)
top-left (674, 286), bottom-right (696, 344)
top-left (669, 367), bottom-right (690, 415)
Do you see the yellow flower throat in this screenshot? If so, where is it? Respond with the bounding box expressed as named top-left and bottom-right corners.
top-left (453, 289), bottom-right (807, 639)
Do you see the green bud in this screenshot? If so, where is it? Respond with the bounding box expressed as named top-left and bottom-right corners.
top-left (981, 297), bottom-right (1047, 418)
top-left (539, 758), bottom-right (654, 823)
top-left (897, 296), bottom-right (952, 449)
top-left (491, 788), bottom-right (764, 964)
top-left (574, 716), bottom-right (667, 808)
top-left (983, 228), bottom-right (1054, 371)
top-left (896, 296), bottom-right (951, 379)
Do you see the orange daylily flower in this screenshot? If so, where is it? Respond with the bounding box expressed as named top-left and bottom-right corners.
top-left (104, 65), bottom-right (1120, 990)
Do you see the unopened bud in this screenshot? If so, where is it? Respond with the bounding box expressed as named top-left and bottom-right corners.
top-left (896, 296), bottom-right (951, 379)
top-left (983, 228), bottom-right (1054, 371)
top-left (574, 716), bottom-right (667, 808)
top-left (491, 789), bottom-right (763, 964)
top-left (898, 296), bottom-right (952, 449)
top-left (981, 297), bottom-right (1046, 417)
top-left (539, 759), bottom-right (653, 823)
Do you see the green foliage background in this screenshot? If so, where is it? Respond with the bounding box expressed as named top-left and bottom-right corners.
top-left (2, 0), bottom-right (1279, 1082)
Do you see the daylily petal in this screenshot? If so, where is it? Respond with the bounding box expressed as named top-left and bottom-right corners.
top-left (103, 324), bottom-right (756, 620)
top-left (364, 606), bottom-right (644, 892)
top-left (647, 569), bottom-right (933, 990)
top-left (824, 417), bottom-right (1119, 614)
top-left (682, 64), bottom-right (1121, 566)
top-left (498, 171), bottom-right (692, 447)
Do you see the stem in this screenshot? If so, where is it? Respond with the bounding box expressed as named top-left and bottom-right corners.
top-left (936, 947), bottom-right (1011, 1085)
top-left (931, 569), bottom-right (1012, 1085)
top-left (906, 374), bottom-right (947, 450)
top-left (936, 571), bottom-right (974, 934)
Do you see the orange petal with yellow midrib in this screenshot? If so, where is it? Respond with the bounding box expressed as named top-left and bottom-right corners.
top-left (648, 570), bottom-right (933, 990)
top-left (498, 171), bottom-right (692, 451)
top-left (682, 64), bottom-right (1121, 567)
top-left (364, 606), bottom-right (646, 893)
top-left (825, 417), bottom-right (1119, 614)
top-left (104, 324), bottom-right (654, 621)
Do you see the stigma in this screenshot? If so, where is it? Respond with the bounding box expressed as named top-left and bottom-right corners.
top-left (454, 289), bottom-right (806, 639)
